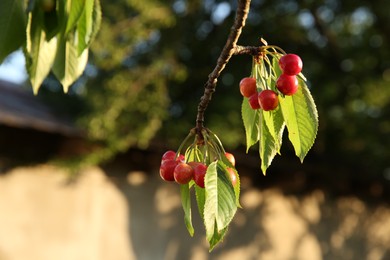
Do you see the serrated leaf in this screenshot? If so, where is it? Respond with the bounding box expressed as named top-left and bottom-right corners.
top-left (65, 0), bottom-right (86, 34)
top-left (262, 106), bottom-right (285, 154)
top-left (25, 12), bottom-right (57, 95)
top-left (241, 98), bottom-right (260, 152)
top-left (90, 0), bottom-right (102, 42)
top-left (77, 0), bottom-right (94, 54)
top-left (180, 183), bottom-right (194, 236)
top-left (195, 185), bottom-right (205, 219)
top-left (209, 224), bottom-right (228, 252)
top-left (278, 79), bottom-right (319, 162)
top-left (217, 160), bottom-right (241, 207)
top-left (52, 36), bottom-right (88, 92)
top-left (259, 111), bottom-right (279, 174)
top-left (0, 0), bottom-right (26, 63)
top-left (204, 161), bottom-right (237, 250)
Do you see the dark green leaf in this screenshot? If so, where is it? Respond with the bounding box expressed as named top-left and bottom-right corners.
top-left (241, 98), bottom-right (260, 152)
top-left (0, 0), bottom-right (26, 63)
top-left (42, 7), bottom-right (60, 40)
top-left (180, 183), bottom-right (194, 236)
top-left (195, 185), bottom-right (205, 219)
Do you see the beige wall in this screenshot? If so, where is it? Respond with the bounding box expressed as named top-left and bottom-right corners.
top-left (0, 165), bottom-right (389, 260)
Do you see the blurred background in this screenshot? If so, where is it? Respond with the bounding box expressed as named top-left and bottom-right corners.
top-left (0, 0), bottom-right (389, 259)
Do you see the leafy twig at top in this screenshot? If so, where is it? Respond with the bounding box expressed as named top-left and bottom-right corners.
top-left (195, 0), bottom-right (251, 139)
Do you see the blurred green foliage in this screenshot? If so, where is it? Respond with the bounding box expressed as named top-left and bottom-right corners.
top-left (40, 0), bottom-right (389, 177)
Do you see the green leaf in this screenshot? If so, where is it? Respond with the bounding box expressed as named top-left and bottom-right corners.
top-left (65, 0), bottom-right (86, 34)
top-left (52, 36), bottom-right (89, 92)
top-left (204, 161), bottom-right (237, 250)
top-left (180, 183), bottom-right (194, 236)
top-left (278, 78), bottom-right (319, 162)
top-left (77, 0), bottom-right (95, 54)
top-left (241, 98), bottom-right (260, 152)
top-left (90, 0), bottom-right (102, 43)
top-left (195, 185), bottom-right (205, 219)
top-left (0, 0), bottom-right (26, 63)
top-left (25, 12), bottom-right (57, 94)
top-left (259, 111), bottom-right (279, 174)
top-left (209, 224), bottom-right (228, 252)
top-left (262, 106), bottom-right (285, 154)
top-left (42, 7), bottom-right (60, 40)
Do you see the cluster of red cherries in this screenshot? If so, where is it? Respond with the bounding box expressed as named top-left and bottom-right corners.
top-left (159, 150), bottom-right (237, 188)
top-left (240, 54), bottom-right (303, 111)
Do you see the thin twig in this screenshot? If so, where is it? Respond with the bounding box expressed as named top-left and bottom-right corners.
top-left (195, 0), bottom-right (251, 139)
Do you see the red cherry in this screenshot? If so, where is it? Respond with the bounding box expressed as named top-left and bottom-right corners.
top-left (176, 154), bottom-right (185, 162)
top-left (174, 163), bottom-right (194, 184)
top-left (161, 150), bottom-right (176, 162)
top-left (159, 160), bottom-right (178, 181)
top-left (188, 161), bottom-right (203, 168)
top-left (227, 168), bottom-right (237, 187)
top-left (224, 152), bottom-right (235, 166)
top-left (248, 92), bottom-right (261, 109)
top-left (279, 54), bottom-right (303, 76)
top-left (193, 163), bottom-right (207, 188)
top-left (258, 90), bottom-right (278, 111)
top-left (276, 74), bottom-right (298, 95)
top-left (239, 77), bottom-right (257, 97)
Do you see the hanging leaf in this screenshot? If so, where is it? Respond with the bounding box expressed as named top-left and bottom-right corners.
top-left (77, 0), bottom-right (95, 54)
top-left (259, 111), bottom-right (279, 174)
top-left (204, 161), bottom-right (237, 251)
top-left (65, 0), bottom-right (86, 34)
top-left (241, 98), bottom-right (260, 152)
top-left (25, 12), bottom-right (57, 95)
top-left (262, 106), bottom-right (285, 154)
top-left (52, 36), bottom-right (89, 92)
top-left (195, 185), bottom-right (206, 219)
top-left (0, 0), bottom-right (26, 63)
top-left (278, 78), bottom-right (319, 162)
top-left (42, 6), bottom-right (60, 40)
top-left (180, 183), bottom-right (194, 236)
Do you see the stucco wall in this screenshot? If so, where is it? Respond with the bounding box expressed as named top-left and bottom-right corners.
top-left (0, 165), bottom-right (388, 260)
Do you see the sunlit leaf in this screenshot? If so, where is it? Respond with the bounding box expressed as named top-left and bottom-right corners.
top-left (204, 161), bottom-right (237, 250)
top-left (65, 0), bottom-right (86, 34)
top-left (278, 78), bottom-right (319, 162)
top-left (52, 36), bottom-right (88, 92)
top-left (25, 12), bottom-right (57, 94)
top-left (77, 0), bottom-right (92, 54)
top-left (262, 106), bottom-right (285, 154)
top-left (259, 111), bottom-right (279, 174)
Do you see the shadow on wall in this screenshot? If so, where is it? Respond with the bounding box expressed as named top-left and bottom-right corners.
top-left (0, 164), bottom-right (389, 260)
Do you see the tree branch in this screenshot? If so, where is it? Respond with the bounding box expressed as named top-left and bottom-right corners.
top-left (195, 0), bottom-right (251, 137)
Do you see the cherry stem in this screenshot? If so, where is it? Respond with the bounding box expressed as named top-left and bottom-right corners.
top-left (195, 0), bottom-right (251, 141)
